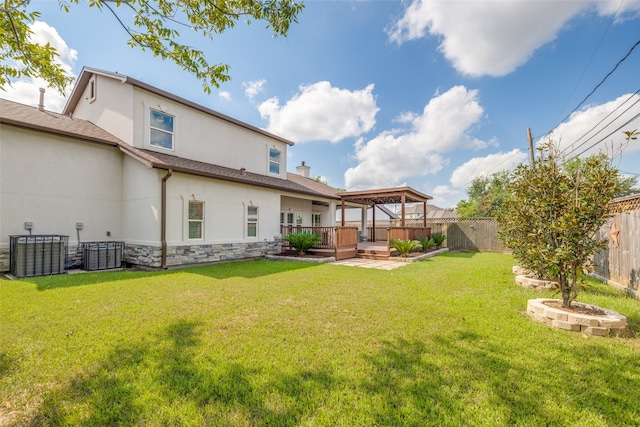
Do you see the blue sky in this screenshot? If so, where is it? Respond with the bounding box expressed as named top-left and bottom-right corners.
top-left (5, 0), bottom-right (640, 207)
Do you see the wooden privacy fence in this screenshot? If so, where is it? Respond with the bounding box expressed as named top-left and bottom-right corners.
top-left (592, 194), bottom-right (640, 297)
top-left (410, 218), bottom-right (507, 252)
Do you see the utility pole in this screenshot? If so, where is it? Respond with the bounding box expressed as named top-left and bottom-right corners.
top-left (527, 128), bottom-right (535, 166)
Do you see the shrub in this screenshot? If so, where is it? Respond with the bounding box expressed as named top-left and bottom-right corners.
top-left (431, 233), bottom-right (446, 247)
top-left (416, 236), bottom-right (436, 251)
top-left (391, 239), bottom-right (420, 257)
top-left (283, 232), bottom-right (322, 255)
top-left (497, 139), bottom-right (623, 308)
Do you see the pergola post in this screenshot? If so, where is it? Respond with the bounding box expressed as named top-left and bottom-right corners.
top-left (401, 193), bottom-right (406, 227)
top-left (372, 203), bottom-right (376, 242)
top-left (423, 201), bottom-right (427, 227)
top-left (341, 198), bottom-right (345, 226)
top-left (361, 205), bottom-right (367, 241)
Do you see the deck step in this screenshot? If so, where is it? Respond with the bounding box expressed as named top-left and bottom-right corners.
top-left (356, 248), bottom-right (397, 260)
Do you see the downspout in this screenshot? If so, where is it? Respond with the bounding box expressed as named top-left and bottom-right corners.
top-left (161, 169), bottom-right (173, 269)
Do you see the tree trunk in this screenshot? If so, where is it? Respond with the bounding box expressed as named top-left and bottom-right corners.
top-left (560, 273), bottom-right (572, 308)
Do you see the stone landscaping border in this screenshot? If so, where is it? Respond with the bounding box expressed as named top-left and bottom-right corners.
top-left (515, 275), bottom-right (557, 290)
top-left (388, 248), bottom-right (449, 263)
top-left (265, 254), bottom-right (336, 263)
top-left (527, 298), bottom-right (628, 337)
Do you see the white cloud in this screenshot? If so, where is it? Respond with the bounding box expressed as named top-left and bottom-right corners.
top-left (2, 21), bottom-right (77, 112)
top-left (428, 184), bottom-right (465, 209)
top-left (546, 93), bottom-right (640, 157)
top-left (344, 85), bottom-right (489, 189)
top-left (243, 79), bottom-right (266, 100)
top-left (387, 0), bottom-right (640, 77)
top-left (218, 91), bottom-right (232, 101)
top-left (258, 81), bottom-right (379, 143)
top-left (449, 149), bottom-right (528, 189)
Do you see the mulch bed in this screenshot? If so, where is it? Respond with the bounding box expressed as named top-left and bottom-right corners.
top-left (542, 300), bottom-right (607, 316)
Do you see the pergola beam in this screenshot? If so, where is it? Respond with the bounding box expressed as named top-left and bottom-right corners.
top-left (338, 186), bottom-right (433, 239)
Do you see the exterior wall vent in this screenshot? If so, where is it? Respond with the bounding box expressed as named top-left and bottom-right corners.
top-left (9, 235), bottom-right (68, 277)
top-left (83, 241), bottom-right (123, 271)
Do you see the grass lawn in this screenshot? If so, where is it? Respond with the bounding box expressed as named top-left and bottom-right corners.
top-left (1, 252), bottom-right (639, 426)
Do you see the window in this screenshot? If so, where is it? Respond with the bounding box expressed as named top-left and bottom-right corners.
top-left (269, 148), bottom-right (281, 175)
top-left (88, 76), bottom-right (97, 103)
top-left (295, 212), bottom-right (303, 227)
top-left (281, 211), bottom-right (294, 228)
top-left (150, 109), bottom-right (174, 150)
top-left (188, 201), bottom-right (204, 239)
top-left (312, 213), bottom-right (321, 227)
top-left (247, 206), bottom-right (258, 238)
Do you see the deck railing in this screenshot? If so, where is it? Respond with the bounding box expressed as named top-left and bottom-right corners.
top-left (280, 226), bottom-right (359, 260)
top-left (367, 227), bottom-right (431, 243)
top-left (386, 227), bottom-right (431, 248)
top-left (281, 226), bottom-right (335, 250)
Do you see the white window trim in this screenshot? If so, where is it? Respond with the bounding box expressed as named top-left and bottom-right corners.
top-left (247, 205), bottom-right (259, 238)
top-left (149, 108), bottom-right (175, 151)
top-left (268, 147), bottom-right (282, 176)
top-left (187, 200), bottom-right (204, 240)
top-left (88, 76), bottom-right (97, 103)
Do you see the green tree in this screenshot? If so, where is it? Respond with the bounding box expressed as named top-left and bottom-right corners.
top-left (497, 140), bottom-right (621, 308)
top-left (455, 171), bottom-right (511, 218)
top-left (1, 0), bottom-right (303, 94)
top-left (564, 156), bottom-right (638, 198)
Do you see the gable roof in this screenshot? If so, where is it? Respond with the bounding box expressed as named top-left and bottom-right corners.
top-left (0, 98), bottom-right (121, 147)
top-left (286, 172), bottom-right (343, 199)
top-left (63, 67), bottom-right (294, 146)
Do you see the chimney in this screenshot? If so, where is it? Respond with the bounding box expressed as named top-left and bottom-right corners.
top-left (296, 161), bottom-right (310, 178)
top-left (37, 88), bottom-right (45, 112)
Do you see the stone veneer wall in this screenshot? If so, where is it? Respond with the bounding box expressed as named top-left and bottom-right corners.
top-left (0, 249), bottom-right (9, 272)
top-left (1, 241), bottom-right (282, 272)
top-left (125, 240), bottom-right (282, 268)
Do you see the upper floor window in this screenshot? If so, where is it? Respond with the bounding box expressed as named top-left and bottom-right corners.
top-left (88, 76), bottom-right (97, 103)
top-left (150, 109), bottom-right (174, 150)
top-left (269, 148), bottom-right (281, 175)
top-left (247, 206), bottom-right (259, 238)
top-left (188, 201), bottom-right (204, 239)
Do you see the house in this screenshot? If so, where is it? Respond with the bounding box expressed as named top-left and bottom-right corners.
top-left (0, 67), bottom-right (348, 270)
top-left (400, 203), bottom-right (458, 220)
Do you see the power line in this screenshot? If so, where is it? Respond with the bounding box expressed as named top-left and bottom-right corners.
top-left (561, 89), bottom-right (640, 156)
top-left (554, 0), bottom-right (623, 124)
top-left (566, 109), bottom-right (640, 161)
top-left (540, 37), bottom-right (640, 139)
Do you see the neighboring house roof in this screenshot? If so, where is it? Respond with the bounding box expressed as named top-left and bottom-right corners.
top-left (398, 203), bottom-right (459, 219)
top-left (426, 205), bottom-right (459, 219)
top-left (63, 67), bottom-right (294, 146)
top-left (337, 205), bottom-right (400, 221)
top-left (1, 98), bottom-right (337, 201)
top-left (0, 98), bottom-right (121, 147)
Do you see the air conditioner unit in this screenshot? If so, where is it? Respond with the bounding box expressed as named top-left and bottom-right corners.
top-left (83, 241), bottom-right (123, 271)
top-left (10, 235), bottom-right (68, 278)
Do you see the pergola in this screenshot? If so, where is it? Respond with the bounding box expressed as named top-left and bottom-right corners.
top-left (339, 186), bottom-right (433, 229)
